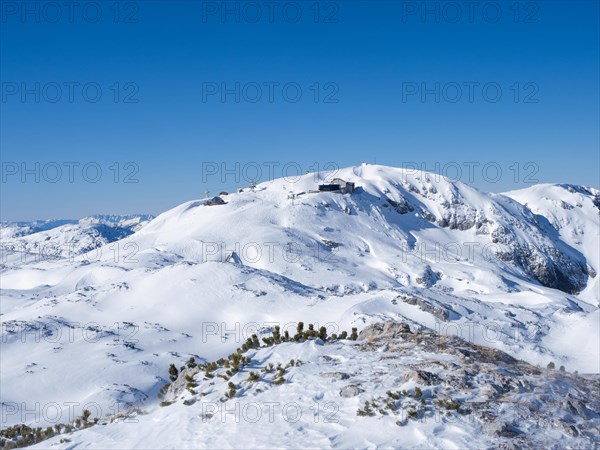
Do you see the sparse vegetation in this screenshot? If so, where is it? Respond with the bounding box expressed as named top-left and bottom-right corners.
top-left (437, 399), bottom-right (460, 411)
top-left (272, 376), bottom-right (285, 385)
top-left (168, 363), bottom-right (179, 382)
top-left (225, 382), bottom-right (237, 398)
top-left (0, 409), bottom-right (104, 448)
top-left (357, 401), bottom-right (374, 416)
top-left (386, 390), bottom-right (401, 400)
top-left (319, 326), bottom-right (327, 341)
top-left (159, 322), bottom-right (365, 410)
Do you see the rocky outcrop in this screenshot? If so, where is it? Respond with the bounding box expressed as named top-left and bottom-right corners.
top-left (205, 196), bottom-right (226, 206)
top-left (356, 322), bottom-right (599, 447)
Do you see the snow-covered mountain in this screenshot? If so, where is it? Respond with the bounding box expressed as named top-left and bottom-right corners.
top-left (0, 214), bottom-right (154, 260)
top-left (505, 183), bottom-right (600, 304)
top-left (1, 164), bottom-right (598, 448)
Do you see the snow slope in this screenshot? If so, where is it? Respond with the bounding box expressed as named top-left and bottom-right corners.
top-left (19, 322), bottom-right (600, 449)
top-left (505, 183), bottom-right (600, 304)
top-left (1, 164), bottom-right (598, 446)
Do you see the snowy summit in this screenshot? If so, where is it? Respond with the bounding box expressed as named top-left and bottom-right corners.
top-left (1, 164), bottom-right (599, 449)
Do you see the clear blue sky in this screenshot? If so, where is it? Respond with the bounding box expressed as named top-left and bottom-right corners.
top-left (1, 0), bottom-right (598, 221)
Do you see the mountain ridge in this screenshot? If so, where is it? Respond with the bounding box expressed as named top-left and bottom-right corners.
top-left (1, 164), bottom-right (598, 438)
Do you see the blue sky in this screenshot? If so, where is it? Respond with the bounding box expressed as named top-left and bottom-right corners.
top-left (1, 0), bottom-right (598, 221)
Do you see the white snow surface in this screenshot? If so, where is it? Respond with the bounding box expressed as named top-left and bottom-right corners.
top-left (1, 164), bottom-right (598, 447)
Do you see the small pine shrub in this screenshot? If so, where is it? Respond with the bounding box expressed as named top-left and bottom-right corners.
top-left (386, 390), bottom-right (400, 400)
top-left (357, 401), bottom-right (374, 416)
top-left (414, 386), bottom-right (422, 398)
top-left (169, 363), bottom-right (179, 382)
top-left (319, 326), bottom-right (327, 341)
top-left (226, 382), bottom-right (237, 398)
top-left (437, 399), bottom-right (460, 411)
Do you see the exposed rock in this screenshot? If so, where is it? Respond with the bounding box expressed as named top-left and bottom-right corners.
top-left (493, 242), bottom-right (588, 295)
top-left (400, 295), bottom-right (450, 321)
top-left (415, 266), bottom-right (441, 287)
top-left (401, 369), bottom-right (441, 386)
top-left (162, 321), bottom-right (599, 449)
top-left (358, 321), bottom-right (411, 341)
top-left (321, 239), bottom-right (341, 249)
top-left (386, 197), bottom-right (413, 214)
top-left (162, 367), bottom-right (200, 401)
top-left (322, 371), bottom-right (350, 380)
top-left (205, 196), bottom-right (226, 206)
top-left (593, 193), bottom-right (600, 210)
top-left (339, 384), bottom-right (363, 398)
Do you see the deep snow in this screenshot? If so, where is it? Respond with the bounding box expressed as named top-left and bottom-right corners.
top-left (1, 164), bottom-right (598, 448)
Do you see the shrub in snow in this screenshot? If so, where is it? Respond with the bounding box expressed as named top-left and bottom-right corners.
top-left (169, 363), bottom-right (179, 382)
